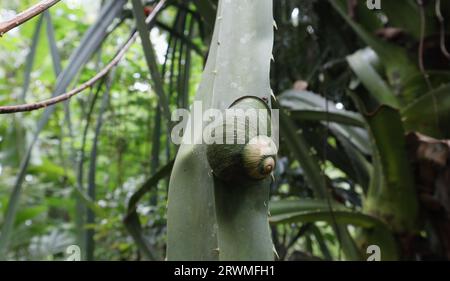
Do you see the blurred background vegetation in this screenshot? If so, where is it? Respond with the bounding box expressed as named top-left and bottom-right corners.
top-left (0, 0), bottom-right (449, 260)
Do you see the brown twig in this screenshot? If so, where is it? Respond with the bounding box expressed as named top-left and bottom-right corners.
top-left (0, 0), bottom-right (167, 114)
top-left (417, 0), bottom-right (440, 131)
top-left (417, 0), bottom-right (432, 90)
top-left (0, 35), bottom-right (135, 114)
top-left (435, 0), bottom-right (450, 60)
top-left (0, 0), bottom-right (61, 37)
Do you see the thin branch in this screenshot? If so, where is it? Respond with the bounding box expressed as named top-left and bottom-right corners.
top-left (0, 35), bottom-right (133, 114)
top-left (0, 0), bottom-right (61, 37)
top-left (417, 0), bottom-right (432, 90)
top-left (0, 0), bottom-right (167, 114)
top-left (435, 0), bottom-right (450, 60)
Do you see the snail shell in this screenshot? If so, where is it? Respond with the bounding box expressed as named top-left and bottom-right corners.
top-left (206, 96), bottom-right (277, 182)
top-left (206, 135), bottom-right (277, 182)
top-left (242, 136), bottom-right (277, 180)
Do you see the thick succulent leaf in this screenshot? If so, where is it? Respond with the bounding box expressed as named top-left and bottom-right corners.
top-left (364, 106), bottom-right (418, 233)
top-left (166, 4), bottom-right (221, 261)
top-left (347, 48), bottom-right (399, 108)
top-left (348, 96), bottom-right (419, 234)
top-left (167, 0), bottom-right (274, 261)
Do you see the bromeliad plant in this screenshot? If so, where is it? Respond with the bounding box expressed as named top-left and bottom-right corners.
top-left (268, 0), bottom-right (450, 260)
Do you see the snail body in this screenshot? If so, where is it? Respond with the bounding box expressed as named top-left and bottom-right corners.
top-left (206, 96), bottom-right (277, 183)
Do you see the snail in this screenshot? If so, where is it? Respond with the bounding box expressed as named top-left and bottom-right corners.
top-left (206, 96), bottom-right (277, 183)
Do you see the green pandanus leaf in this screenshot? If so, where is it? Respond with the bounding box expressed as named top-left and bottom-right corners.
top-left (166, 4), bottom-right (222, 261)
top-left (364, 106), bottom-right (419, 234)
top-left (210, 97), bottom-right (275, 261)
top-left (167, 0), bottom-right (275, 261)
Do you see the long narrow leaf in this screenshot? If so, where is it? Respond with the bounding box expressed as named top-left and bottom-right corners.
top-left (124, 160), bottom-right (174, 260)
top-left (278, 90), bottom-right (370, 155)
top-left (85, 68), bottom-right (114, 261)
top-left (131, 0), bottom-right (171, 121)
top-left (269, 199), bottom-right (349, 216)
top-left (44, 11), bottom-right (61, 75)
top-left (270, 210), bottom-right (385, 229)
top-left (310, 225), bottom-right (332, 261)
top-left (278, 104), bottom-right (363, 260)
top-left (364, 106), bottom-right (418, 233)
top-left (20, 15), bottom-right (44, 101)
top-left (346, 48), bottom-right (399, 108)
